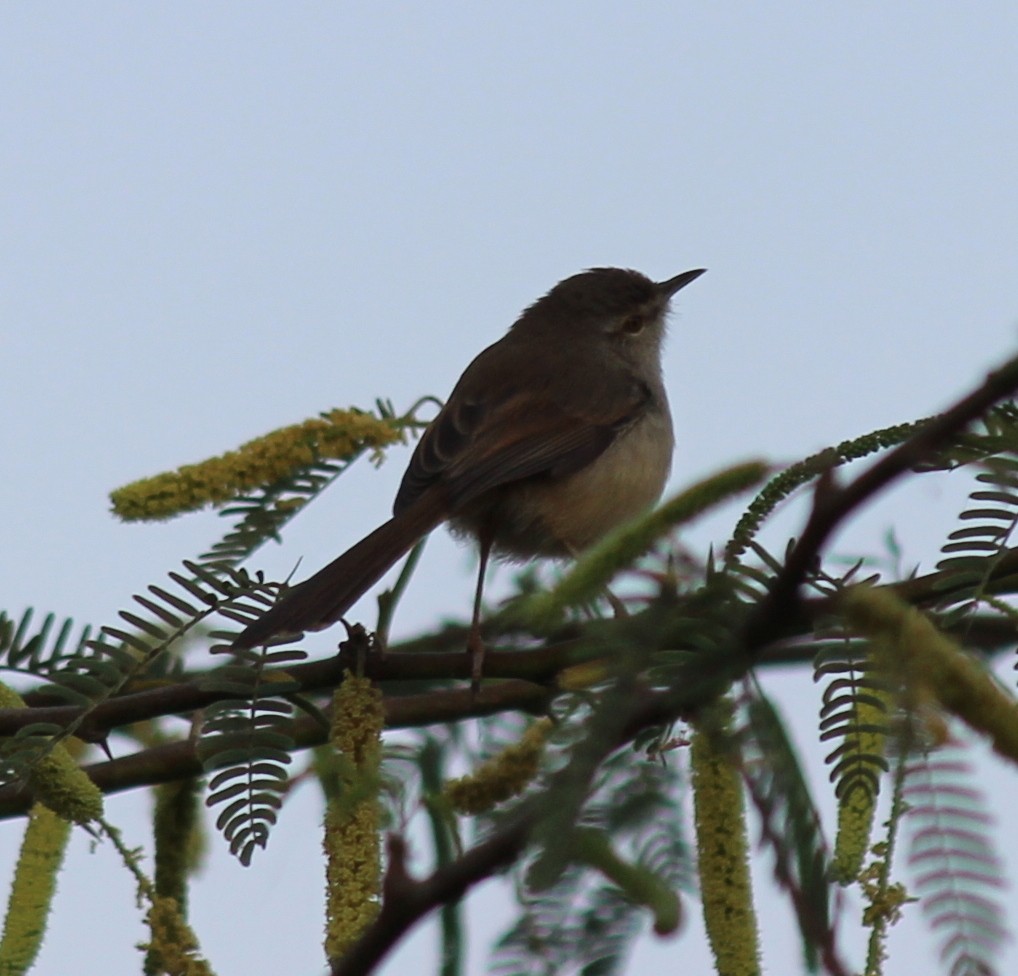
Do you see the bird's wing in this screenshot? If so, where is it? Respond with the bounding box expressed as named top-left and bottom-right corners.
top-left (394, 341), bottom-right (649, 514)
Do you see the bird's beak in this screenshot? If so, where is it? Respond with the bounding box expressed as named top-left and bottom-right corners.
top-left (657, 268), bottom-right (707, 298)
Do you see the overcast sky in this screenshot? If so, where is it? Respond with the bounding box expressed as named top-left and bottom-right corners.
top-left (3, 5), bottom-right (1018, 975)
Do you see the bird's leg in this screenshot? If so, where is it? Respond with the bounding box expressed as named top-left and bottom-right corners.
top-left (467, 531), bottom-right (494, 691)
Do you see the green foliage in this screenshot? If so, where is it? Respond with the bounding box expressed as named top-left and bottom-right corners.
top-left (197, 637), bottom-right (306, 866)
top-left (7, 382), bottom-right (1018, 975)
top-left (41, 561), bottom-right (278, 708)
top-left (0, 610), bottom-right (91, 676)
top-left (491, 750), bottom-right (690, 976)
top-left (0, 562), bottom-right (279, 796)
top-left (935, 454), bottom-right (1018, 630)
top-left (725, 416), bottom-right (935, 564)
top-left (904, 741), bottom-right (1008, 976)
top-left (0, 725), bottom-right (64, 797)
top-left (193, 400), bottom-right (422, 567)
top-left (814, 643), bottom-right (886, 769)
top-left (196, 400), bottom-right (416, 567)
top-left (494, 870), bottom-right (643, 976)
top-left (198, 456), bottom-right (353, 567)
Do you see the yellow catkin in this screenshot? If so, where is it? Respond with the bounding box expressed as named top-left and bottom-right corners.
top-left (144, 897), bottom-right (214, 976)
top-left (831, 687), bottom-right (892, 885)
top-left (444, 718), bottom-right (553, 815)
top-left (29, 750), bottom-right (103, 827)
top-left (691, 717), bottom-right (762, 976)
top-left (843, 587), bottom-right (1018, 767)
top-left (0, 683), bottom-right (102, 825)
top-left (110, 408), bottom-right (405, 521)
top-left (323, 673), bottom-right (385, 962)
top-left (0, 803), bottom-right (72, 976)
top-left (152, 779), bottom-right (202, 914)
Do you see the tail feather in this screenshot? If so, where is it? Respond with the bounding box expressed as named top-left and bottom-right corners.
top-left (234, 496), bottom-right (445, 648)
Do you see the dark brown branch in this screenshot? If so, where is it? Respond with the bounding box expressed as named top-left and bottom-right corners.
top-left (0, 565), bottom-right (1013, 819)
top-left (1, 642), bottom-right (581, 740)
top-left (0, 563), bottom-right (1012, 822)
top-left (5, 538), bottom-right (1018, 747)
top-left (0, 680), bottom-right (551, 821)
top-left (741, 354), bottom-right (1018, 654)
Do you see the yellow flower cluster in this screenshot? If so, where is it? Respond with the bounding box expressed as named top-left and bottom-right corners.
top-left (144, 896), bottom-right (214, 976)
top-left (444, 718), bottom-right (553, 815)
top-left (691, 719), bottom-right (761, 976)
top-left (858, 860), bottom-right (913, 929)
top-left (324, 798), bottom-right (381, 959)
top-left (0, 804), bottom-right (71, 974)
top-left (324, 673), bottom-right (385, 961)
top-left (0, 683), bottom-right (103, 825)
top-left (110, 408), bottom-right (405, 521)
top-left (152, 778), bottom-right (204, 915)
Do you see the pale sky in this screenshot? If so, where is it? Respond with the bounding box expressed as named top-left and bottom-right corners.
top-left (3, 5), bottom-right (1018, 975)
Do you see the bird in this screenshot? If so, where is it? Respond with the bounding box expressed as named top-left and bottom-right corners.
top-left (234, 266), bottom-right (706, 678)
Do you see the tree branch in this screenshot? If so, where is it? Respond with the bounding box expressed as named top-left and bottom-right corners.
top-left (741, 353), bottom-right (1018, 654)
top-left (5, 536), bottom-right (1017, 748)
top-left (0, 680), bottom-right (551, 821)
top-left (2, 642), bottom-right (580, 740)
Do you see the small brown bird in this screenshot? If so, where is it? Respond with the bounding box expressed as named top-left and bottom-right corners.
top-left (234, 266), bottom-right (706, 670)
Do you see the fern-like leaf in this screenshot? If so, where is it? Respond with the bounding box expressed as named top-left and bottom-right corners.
top-left (197, 458), bottom-right (345, 567)
top-left (198, 637), bottom-right (306, 865)
top-left (725, 416), bottom-right (935, 563)
top-left (0, 563), bottom-right (279, 791)
top-left (495, 857), bottom-right (652, 976)
top-left (810, 635), bottom-right (891, 810)
top-left (490, 740), bottom-right (688, 976)
top-left (40, 561), bottom-right (276, 709)
top-left (814, 630), bottom-right (893, 883)
top-left (928, 401), bottom-right (1018, 471)
top-left (0, 609), bottom-right (91, 675)
top-left (647, 563), bottom-right (759, 692)
top-left (935, 456), bottom-right (1018, 631)
top-left (904, 742), bottom-right (1009, 976)
top-left (492, 864), bottom-right (585, 976)
top-left (0, 722), bottom-right (68, 787)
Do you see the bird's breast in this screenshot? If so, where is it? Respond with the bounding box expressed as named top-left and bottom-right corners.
top-left (534, 407), bottom-right (674, 552)
top-left (450, 404), bottom-right (674, 559)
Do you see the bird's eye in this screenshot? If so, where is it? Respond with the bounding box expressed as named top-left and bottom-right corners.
top-left (620, 314), bottom-right (645, 335)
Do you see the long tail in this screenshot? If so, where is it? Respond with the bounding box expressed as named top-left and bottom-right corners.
top-left (234, 495), bottom-right (445, 648)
